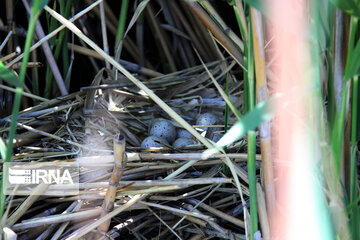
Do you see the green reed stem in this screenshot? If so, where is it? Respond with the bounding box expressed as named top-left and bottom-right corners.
top-left (0, 0), bottom-right (42, 220)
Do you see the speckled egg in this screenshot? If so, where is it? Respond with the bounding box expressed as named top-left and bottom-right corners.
top-left (173, 138), bottom-right (196, 148)
top-left (176, 129), bottom-right (193, 139)
top-left (196, 113), bottom-right (218, 129)
top-left (150, 119), bottom-right (176, 143)
top-left (141, 136), bottom-right (168, 148)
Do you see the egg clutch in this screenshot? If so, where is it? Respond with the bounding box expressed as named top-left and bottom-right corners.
top-left (141, 113), bottom-right (221, 150)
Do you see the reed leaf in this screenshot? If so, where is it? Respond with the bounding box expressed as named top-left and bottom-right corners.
top-left (0, 62), bottom-right (22, 88)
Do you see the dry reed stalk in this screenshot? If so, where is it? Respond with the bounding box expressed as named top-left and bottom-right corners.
top-left (13, 121), bottom-right (111, 153)
top-left (67, 43), bottom-right (163, 77)
top-left (171, 183), bottom-right (222, 230)
top-left (101, 212), bottom-right (148, 240)
top-left (10, 62), bottom-right (42, 69)
top-left (188, 199), bottom-right (245, 228)
top-left (146, 207), bottom-right (182, 240)
top-left (145, 4), bottom-right (176, 72)
top-left (168, 1), bottom-right (209, 62)
top-left (6, 183), bottom-right (48, 226)
top-left (189, 234), bottom-right (203, 240)
top-left (11, 208), bottom-right (102, 231)
top-left (78, 152), bottom-right (259, 162)
top-left (44, 5), bottom-right (214, 183)
top-left (12, 122), bottom-right (57, 148)
top-left (235, 0), bottom-right (248, 40)
top-left (185, 1), bottom-right (244, 69)
top-left (211, 195), bottom-right (237, 207)
top-left (138, 201), bottom-right (214, 221)
top-left (179, 0), bottom-right (216, 61)
top-left (6, 0), bottom-right (103, 68)
top-left (99, 1), bottom-right (110, 69)
top-left (50, 201), bottom-right (83, 240)
top-left (196, 51), bottom-right (241, 120)
top-left (22, 0), bottom-right (67, 95)
top-left (16, 91), bottom-right (84, 115)
top-left (0, 83), bottom-right (47, 101)
top-left (150, 185), bottom-right (214, 201)
top-left (36, 202), bottom-right (78, 240)
top-left (5, 0), bottom-right (13, 54)
top-left (256, 183), bottom-right (270, 240)
top-left (0, 52), bottom-right (17, 62)
top-left (201, 1), bottom-right (244, 51)
top-left (115, 185), bottom-right (187, 196)
top-left (184, 203), bottom-right (241, 239)
top-left (0, 30), bottom-right (13, 53)
top-left (97, 134), bottom-right (126, 234)
top-left (251, 7), bottom-right (276, 226)
top-left (54, 178), bottom-right (231, 190)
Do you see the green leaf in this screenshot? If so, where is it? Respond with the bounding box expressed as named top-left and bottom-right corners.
top-left (345, 39), bottom-right (360, 79)
top-left (37, 0), bottom-right (50, 10)
top-left (0, 138), bottom-right (6, 160)
top-left (204, 94), bottom-right (280, 158)
top-left (242, 0), bottom-right (263, 13)
top-left (329, 0), bottom-right (360, 17)
top-left (0, 62), bottom-right (23, 88)
top-left (215, 96), bottom-right (274, 149)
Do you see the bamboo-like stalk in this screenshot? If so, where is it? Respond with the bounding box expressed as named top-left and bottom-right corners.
top-left (256, 183), bottom-right (270, 240)
top-left (12, 123), bottom-right (57, 148)
top-left (97, 134), bottom-right (126, 234)
top-left (250, 7), bottom-right (275, 234)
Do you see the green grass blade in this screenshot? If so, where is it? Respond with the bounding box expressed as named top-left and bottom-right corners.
top-left (115, 0), bottom-right (129, 48)
top-left (210, 96), bottom-right (277, 152)
top-left (0, 138), bottom-right (6, 160)
top-left (242, 0), bottom-right (263, 14)
top-left (0, 62), bottom-right (23, 88)
top-left (331, 81), bottom-right (349, 179)
top-left (0, 0), bottom-right (44, 219)
top-left (247, 130), bottom-right (258, 238)
top-left (349, 76), bottom-right (359, 239)
top-left (247, 19), bottom-right (258, 239)
top-left (44, 0), bottom-right (70, 98)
